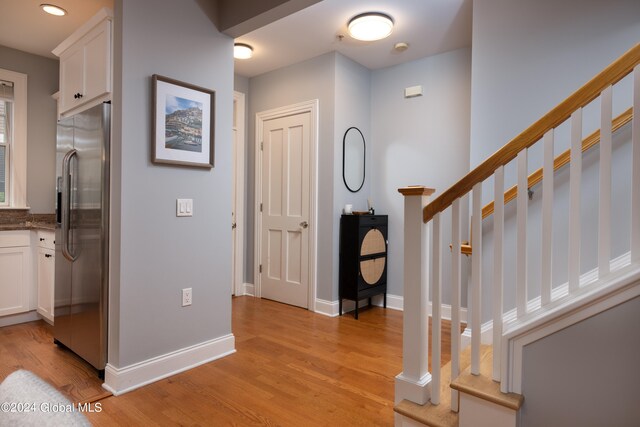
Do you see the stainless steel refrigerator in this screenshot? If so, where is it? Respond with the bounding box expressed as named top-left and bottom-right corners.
top-left (54, 102), bottom-right (109, 376)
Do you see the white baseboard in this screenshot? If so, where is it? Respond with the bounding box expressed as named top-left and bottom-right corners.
top-left (243, 283), bottom-right (255, 296)
top-left (461, 320), bottom-right (494, 348)
top-left (380, 294), bottom-right (403, 311)
top-left (315, 294), bottom-right (468, 322)
top-left (314, 298), bottom-right (339, 317)
top-left (103, 334), bottom-right (236, 396)
top-left (314, 298), bottom-right (373, 317)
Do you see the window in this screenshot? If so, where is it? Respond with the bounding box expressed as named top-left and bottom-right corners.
top-left (0, 69), bottom-right (27, 208)
top-left (0, 89), bottom-right (12, 205)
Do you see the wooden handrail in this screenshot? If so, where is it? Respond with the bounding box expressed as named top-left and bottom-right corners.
top-left (456, 107), bottom-right (633, 255)
top-left (423, 43), bottom-right (640, 223)
top-left (482, 107), bottom-right (633, 219)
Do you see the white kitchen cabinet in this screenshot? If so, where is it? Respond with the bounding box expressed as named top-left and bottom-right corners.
top-left (0, 231), bottom-right (31, 317)
top-left (36, 231), bottom-right (55, 323)
top-left (53, 8), bottom-right (112, 116)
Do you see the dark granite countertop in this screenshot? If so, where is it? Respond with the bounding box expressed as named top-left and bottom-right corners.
top-left (0, 222), bottom-right (55, 231)
top-left (0, 210), bottom-right (55, 232)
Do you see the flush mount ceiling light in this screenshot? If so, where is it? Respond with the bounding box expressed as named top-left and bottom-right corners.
top-left (40, 3), bottom-right (67, 16)
top-left (348, 12), bottom-right (394, 41)
top-left (234, 43), bottom-right (253, 60)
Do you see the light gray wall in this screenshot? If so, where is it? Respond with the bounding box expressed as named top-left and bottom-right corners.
top-left (521, 295), bottom-right (640, 427)
top-left (234, 74), bottom-right (249, 94)
top-left (110, 0), bottom-right (233, 367)
top-left (471, 0), bottom-right (640, 322)
top-left (247, 52), bottom-right (336, 301)
top-left (0, 45), bottom-right (58, 213)
top-left (333, 53), bottom-right (371, 301)
top-left (470, 0), bottom-right (640, 167)
top-left (370, 48), bottom-right (472, 298)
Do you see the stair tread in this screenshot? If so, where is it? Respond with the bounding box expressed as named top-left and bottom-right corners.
top-left (395, 399), bottom-right (458, 427)
top-left (394, 345), bottom-right (525, 425)
top-left (393, 345), bottom-right (490, 426)
top-left (394, 360), bottom-right (459, 427)
top-left (450, 345), bottom-right (524, 410)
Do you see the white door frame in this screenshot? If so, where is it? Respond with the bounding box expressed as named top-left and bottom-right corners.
top-left (232, 91), bottom-right (246, 296)
top-left (254, 99), bottom-right (318, 311)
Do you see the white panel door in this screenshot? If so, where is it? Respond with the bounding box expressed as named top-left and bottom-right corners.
top-left (261, 112), bottom-right (311, 308)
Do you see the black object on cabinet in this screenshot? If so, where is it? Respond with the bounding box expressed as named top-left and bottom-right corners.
top-left (339, 214), bottom-right (388, 319)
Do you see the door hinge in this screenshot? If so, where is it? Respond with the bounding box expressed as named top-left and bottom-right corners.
top-left (259, 264), bottom-right (262, 273)
top-left (260, 203), bottom-right (263, 212)
top-left (260, 142), bottom-right (263, 151)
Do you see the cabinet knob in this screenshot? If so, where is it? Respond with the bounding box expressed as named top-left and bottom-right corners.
top-left (40, 238), bottom-right (45, 241)
top-left (300, 221), bottom-right (309, 229)
top-left (45, 254), bottom-right (52, 258)
top-left (74, 93), bottom-right (84, 99)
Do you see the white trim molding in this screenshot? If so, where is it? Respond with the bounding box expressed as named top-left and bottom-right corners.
top-left (232, 91), bottom-right (246, 297)
top-left (103, 334), bottom-right (235, 395)
top-left (0, 68), bottom-right (28, 208)
top-left (502, 263), bottom-right (640, 394)
top-left (242, 282), bottom-right (255, 296)
top-left (395, 371), bottom-right (432, 405)
top-left (254, 100), bottom-right (319, 311)
top-left (315, 294), bottom-right (468, 321)
top-left (314, 298), bottom-right (339, 317)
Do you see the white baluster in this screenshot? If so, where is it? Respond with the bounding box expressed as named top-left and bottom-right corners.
top-left (569, 109), bottom-right (583, 293)
top-left (516, 150), bottom-right (528, 317)
top-left (632, 65), bottom-right (640, 263)
top-left (431, 213), bottom-right (442, 405)
top-left (541, 130), bottom-right (554, 306)
top-left (492, 167), bottom-right (504, 381)
top-left (450, 198), bottom-right (461, 412)
top-left (599, 86), bottom-right (613, 277)
top-left (395, 187), bottom-right (434, 406)
top-left (471, 183), bottom-right (482, 375)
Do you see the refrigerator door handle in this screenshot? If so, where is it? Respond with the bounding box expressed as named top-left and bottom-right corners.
top-left (62, 149), bottom-right (78, 262)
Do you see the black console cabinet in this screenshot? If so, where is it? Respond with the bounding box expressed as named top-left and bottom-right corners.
top-left (339, 214), bottom-right (388, 319)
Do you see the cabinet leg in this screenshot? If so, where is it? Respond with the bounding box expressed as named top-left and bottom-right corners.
top-left (368, 297), bottom-right (372, 307)
top-left (384, 293), bottom-right (387, 308)
top-left (339, 299), bottom-right (342, 316)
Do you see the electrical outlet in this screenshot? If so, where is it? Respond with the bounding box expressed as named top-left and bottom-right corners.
top-left (182, 288), bottom-right (192, 307)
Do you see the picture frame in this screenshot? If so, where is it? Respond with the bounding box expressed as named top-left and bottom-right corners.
top-left (152, 74), bottom-right (215, 168)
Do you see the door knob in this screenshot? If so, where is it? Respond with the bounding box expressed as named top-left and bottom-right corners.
top-left (300, 221), bottom-right (309, 229)
top-left (232, 222), bottom-right (237, 229)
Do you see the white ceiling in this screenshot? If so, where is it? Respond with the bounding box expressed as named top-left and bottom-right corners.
top-left (0, 0), bottom-right (472, 78)
top-left (234, 0), bottom-right (472, 78)
top-left (0, 0), bottom-right (114, 59)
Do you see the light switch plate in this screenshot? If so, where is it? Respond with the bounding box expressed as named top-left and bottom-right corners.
top-left (177, 198), bottom-right (193, 217)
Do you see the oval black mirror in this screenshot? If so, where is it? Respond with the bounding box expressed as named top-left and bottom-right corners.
top-left (343, 127), bottom-right (365, 193)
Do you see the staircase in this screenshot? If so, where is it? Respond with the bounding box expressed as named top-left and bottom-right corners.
top-left (394, 43), bottom-right (640, 426)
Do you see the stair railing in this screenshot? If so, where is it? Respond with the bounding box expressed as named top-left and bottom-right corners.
top-left (395, 42), bottom-right (640, 411)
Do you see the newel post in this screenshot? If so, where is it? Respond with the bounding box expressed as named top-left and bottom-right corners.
top-left (395, 186), bottom-right (436, 405)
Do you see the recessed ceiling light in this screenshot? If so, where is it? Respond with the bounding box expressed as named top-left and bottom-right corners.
top-left (40, 4), bottom-right (67, 16)
top-left (234, 43), bottom-right (253, 60)
top-left (348, 12), bottom-right (394, 41)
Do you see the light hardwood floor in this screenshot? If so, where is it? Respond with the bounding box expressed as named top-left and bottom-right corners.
top-left (1, 297), bottom-right (460, 426)
top-left (0, 320), bottom-right (108, 403)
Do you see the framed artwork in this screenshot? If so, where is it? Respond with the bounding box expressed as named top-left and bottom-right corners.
top-left (152, 74), bottom-right (215, 168)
